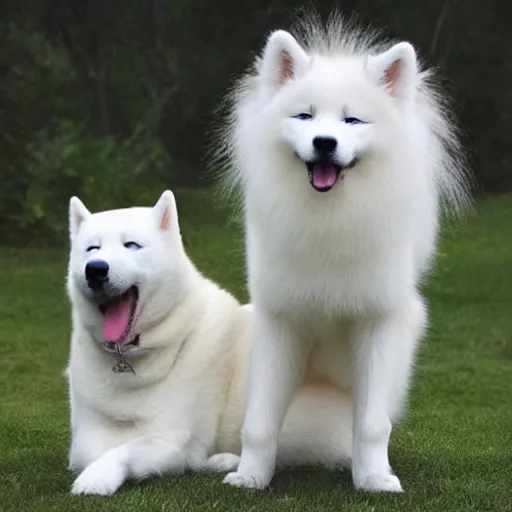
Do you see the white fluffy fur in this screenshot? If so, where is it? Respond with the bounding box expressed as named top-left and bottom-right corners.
top-left (66, 190), bottom-right (353, 496)
top-left (213, 15), bottom-right (472, 492)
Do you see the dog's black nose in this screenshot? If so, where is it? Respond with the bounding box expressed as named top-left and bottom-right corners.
top-left (313, 136), bottom-right (337, 153)
top-left (85, 260), bottom-right (109, 289)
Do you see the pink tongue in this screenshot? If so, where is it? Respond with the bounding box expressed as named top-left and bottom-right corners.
top-left (103, 294), bottom-right (134, 344)
top-left (312, 163), bottom-right (338, 188)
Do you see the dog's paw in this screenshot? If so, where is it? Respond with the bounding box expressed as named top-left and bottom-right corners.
top-left (223, 471), bottom-right (268, 490)
top-left (71, 456), bottom-right (125, 496)
top-left (356, 473), bottom-right (403, 493)
top-left (205, 453), bottom-right (240, 472)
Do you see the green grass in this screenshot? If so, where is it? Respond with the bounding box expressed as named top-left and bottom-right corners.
top-left (1, 189), bottom-right (511, 512)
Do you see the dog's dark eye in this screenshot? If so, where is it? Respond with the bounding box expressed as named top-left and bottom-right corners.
top-left (343, 117), bottom-right (364, 125)
top-left (294, 112), bottom-right (313, 121)
top-left (124, 241), bottom-right (142, 250)
top-left (86, 245), bottom-right (100, 252)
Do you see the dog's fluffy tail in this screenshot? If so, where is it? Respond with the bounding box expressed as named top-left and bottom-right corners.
top-left (277, 383), bottom-right (352, 468)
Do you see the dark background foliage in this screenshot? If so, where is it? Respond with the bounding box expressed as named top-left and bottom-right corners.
top-left (1, 0), bottom-right (509, 243)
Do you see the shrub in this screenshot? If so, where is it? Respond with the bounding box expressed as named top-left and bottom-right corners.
top-left (1, 119), bottom-right (172, 244)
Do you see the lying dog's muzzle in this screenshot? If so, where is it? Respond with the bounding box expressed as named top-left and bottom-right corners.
top-left (86, 259), bottom-right (109, 290)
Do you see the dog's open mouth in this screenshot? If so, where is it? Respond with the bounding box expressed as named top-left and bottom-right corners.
top-left (98, 286), bottom-right (139, 346)
top-left (306, 159), bottom-right (358, 192)
top-left (307, 162), bottom-right (341, 192)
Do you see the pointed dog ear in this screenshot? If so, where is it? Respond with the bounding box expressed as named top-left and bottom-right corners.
top-left (69, 196), bottom-right (91, 239)
top-left (366, 42), bottom-right (418, 100)
top-left (153, 190), bottom-right (179, 233)
top-left (258, 30), bottom-right (311, 92)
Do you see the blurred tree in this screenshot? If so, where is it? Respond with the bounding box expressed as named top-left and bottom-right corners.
top-left (0, 0), bottom-right (509, 243)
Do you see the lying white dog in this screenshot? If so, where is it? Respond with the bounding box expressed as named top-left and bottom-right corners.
top-left (66, 190), bottom-right (353, 496)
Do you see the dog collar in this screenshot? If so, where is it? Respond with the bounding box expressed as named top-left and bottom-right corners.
top-left (100, 335), bottom-right (140, 375)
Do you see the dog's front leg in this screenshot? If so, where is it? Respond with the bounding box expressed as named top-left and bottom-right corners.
top-left (350, 299), bottom-right (425, 493)
top-left (71, 432), bottom-right (191, 496)
top-left (223, 309), bottom-right (307, 490)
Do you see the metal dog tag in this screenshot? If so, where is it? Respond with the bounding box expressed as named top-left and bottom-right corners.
top-left (112, 344), bottom-right (136, 375)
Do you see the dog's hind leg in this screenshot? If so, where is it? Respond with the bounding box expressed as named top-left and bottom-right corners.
top-left (204, 453), bottom-right (241, 472)
top-left (277, 383), bottom-right (353, 468)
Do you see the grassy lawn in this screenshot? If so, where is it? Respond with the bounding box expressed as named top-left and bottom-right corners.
top-left (1, 189), bottom-right (511, 512)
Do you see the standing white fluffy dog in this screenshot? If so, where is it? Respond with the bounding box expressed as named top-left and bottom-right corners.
top-left (67, 190), bottom-right (353, 496)
top-left (216, 15), bottom-right (471, 493)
